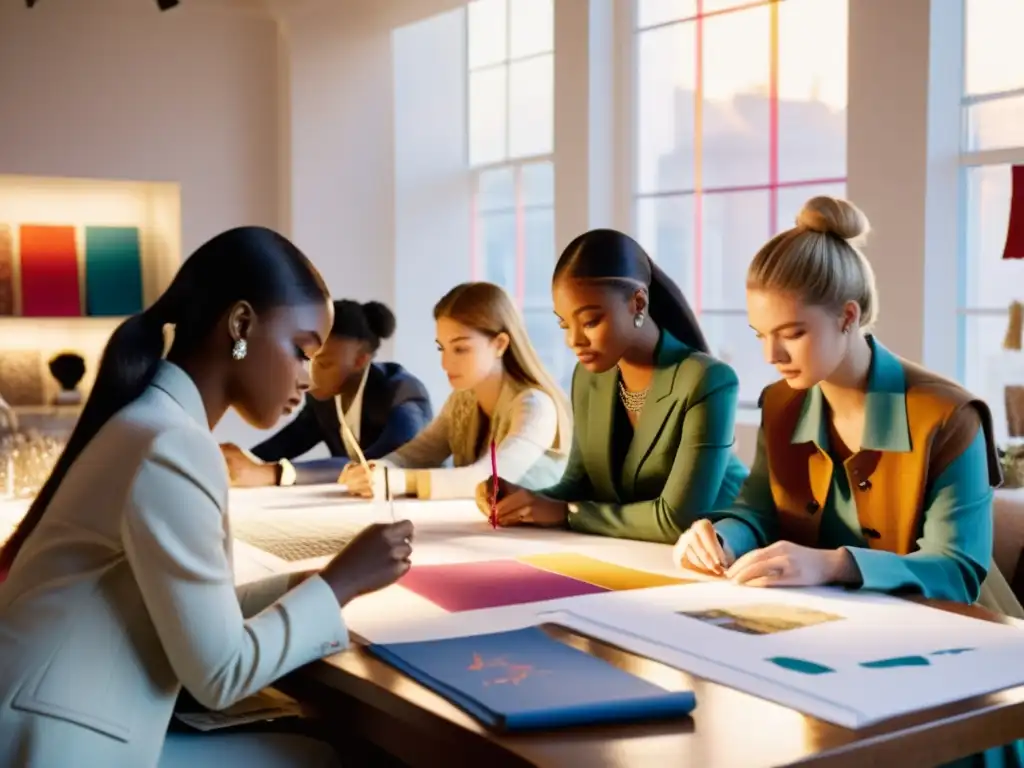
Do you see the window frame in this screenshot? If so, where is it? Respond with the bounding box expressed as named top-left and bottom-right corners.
top-left (629, 0), bottom-right (848, 413)
top-left (465, 0), bottom-right (556, 306)
top-left (464, 1), bottom-right (571, 387)
top-left (956, 0), bottom-right (1024, 384)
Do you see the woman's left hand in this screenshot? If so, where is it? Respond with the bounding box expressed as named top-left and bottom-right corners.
top-left (726, 542), bottom-right (856, 588)
top-left (495, 490), bottom-right (569, 528)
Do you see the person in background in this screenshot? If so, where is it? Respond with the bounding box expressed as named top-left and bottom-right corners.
top-left (341, 281), bottom-right (572, 500)
top-left (0, 227), bottom-right (413, 767)
top-left (220, 299), bottom-right (432, 487)
top-left (672, 195), bottom-right (1024, 768)
top-left (478, 229), bottom-right (748, 544)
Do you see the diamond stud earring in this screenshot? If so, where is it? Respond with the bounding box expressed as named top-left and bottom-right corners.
top-left (231, 339), bottom-right (248, 361)
top-left (634, 313), bottom-right (645, 329)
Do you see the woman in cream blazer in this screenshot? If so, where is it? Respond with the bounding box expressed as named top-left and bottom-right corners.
top-left (342, 282), bottom-right (572, 500)
top-left (0, 228), bottom-right (413, 767)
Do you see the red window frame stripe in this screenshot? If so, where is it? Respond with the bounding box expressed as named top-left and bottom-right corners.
top-left (680, 0), bottom-right (845, 312)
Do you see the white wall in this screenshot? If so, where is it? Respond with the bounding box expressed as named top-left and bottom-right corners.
top-left (0, 0), bottom-right (283, 446)
top-left (281, 0), bottom-right (470, 411)
top-left (391, 8), bottom-right (473, 405)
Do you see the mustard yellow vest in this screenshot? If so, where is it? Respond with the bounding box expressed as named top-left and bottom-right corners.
top-left (758, 359), bottom-right (1000, 556)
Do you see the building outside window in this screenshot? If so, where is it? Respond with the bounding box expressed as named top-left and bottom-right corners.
top-left (633, 0), bottom-right (847, 409)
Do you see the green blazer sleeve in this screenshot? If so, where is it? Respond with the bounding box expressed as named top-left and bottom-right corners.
top-left (709, 424), bottom-right (780, 558)
top-left (538, 365), bottom-right (592, 502)
top-left (566, 361), bottom-right (744, 544)
top-left (845, 409), bottom-right (992, 603)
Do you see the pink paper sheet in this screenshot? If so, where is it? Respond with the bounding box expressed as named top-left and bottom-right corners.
top-left (398, 559), bottom-right (607, 612)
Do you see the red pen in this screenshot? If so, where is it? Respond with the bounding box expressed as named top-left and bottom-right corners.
top-left (489, 439), bottom-right (498, 529)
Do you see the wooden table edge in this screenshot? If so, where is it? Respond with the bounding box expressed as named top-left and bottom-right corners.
top-left (281, 598), bottom-right (1024, 767)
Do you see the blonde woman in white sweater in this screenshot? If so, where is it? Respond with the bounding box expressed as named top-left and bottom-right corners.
top-left (341, 282), bottom-right (572, 500)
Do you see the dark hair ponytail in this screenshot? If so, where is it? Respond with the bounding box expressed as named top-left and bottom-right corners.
top-left (0, 306), bottom-right (170, 573)
top-left (553, 228), bottom-right (709, 353)
top-left (361, 301), bottom-right (396, 342)
top-left (0, 226), bottom-right (328, 573)
top-left (646, 257), bottom-right (709, 352)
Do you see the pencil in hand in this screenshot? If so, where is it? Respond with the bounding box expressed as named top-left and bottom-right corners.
top-left (489, 439), bottom-right (498, 530)
top-left (383, 466), bottom-right (396, 523)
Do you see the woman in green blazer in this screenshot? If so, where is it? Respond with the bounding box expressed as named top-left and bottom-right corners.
top-left (480, 229), bottom-right (748, 544)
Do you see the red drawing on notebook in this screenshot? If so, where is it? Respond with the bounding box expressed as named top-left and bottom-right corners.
top-left (467, 653), bottom-right (550, 686)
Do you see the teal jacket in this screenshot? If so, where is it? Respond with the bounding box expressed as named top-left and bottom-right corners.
top-left (542, 331), bottom-right (748, 543)
top-left (710, 338), bottom-right (1001, 605)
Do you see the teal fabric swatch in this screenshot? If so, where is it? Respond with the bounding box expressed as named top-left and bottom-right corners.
top-left (765, 657), bottom-right (835, 675)
top-left (84, 226), bottom-right (143, 316)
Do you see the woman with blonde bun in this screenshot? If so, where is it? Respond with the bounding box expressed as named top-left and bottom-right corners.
top-left (674, 196), bottom-right (1020, 606)
top-left (673, 194), bottom-right (1024, 767)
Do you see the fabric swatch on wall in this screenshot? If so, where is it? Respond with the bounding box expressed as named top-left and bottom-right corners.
top-left (84, 226), bottom-right (143, 316)
top-left (0, 349), bottom-right (45, 406)
top-left (1004, 165), bottom-right (1024, 260)
top-left (0, 225), bottom-right (14, 315)
top-left (19, 225), bottom-right (81, 317)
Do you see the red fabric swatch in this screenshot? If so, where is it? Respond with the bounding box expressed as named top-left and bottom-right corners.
top-left (1003, 165), bottom-right (1024, 260)
top-left (0, 225), bottom-right (13, 315)
top-left (19, 225), bottom-right (81, 317)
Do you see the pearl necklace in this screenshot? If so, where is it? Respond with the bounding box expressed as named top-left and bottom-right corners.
top-left (618, 380), bottom-right (648, 414)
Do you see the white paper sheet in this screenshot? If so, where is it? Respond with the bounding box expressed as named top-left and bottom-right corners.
top-left (535, 582), bottom-right (1024, 729)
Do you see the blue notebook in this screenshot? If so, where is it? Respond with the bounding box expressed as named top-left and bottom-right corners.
top-left (367, 626), bottom-right (696, 732)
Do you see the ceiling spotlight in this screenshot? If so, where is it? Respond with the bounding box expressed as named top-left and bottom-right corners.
top-left (26, 0), bottom-right (37, 7)
top-left (157, 0), bottom-right (179, 9)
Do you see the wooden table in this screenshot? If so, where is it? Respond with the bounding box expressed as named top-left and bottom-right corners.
top-left (217, 490), bottom-right (1024, 768)
top-left (8, 488), bottom-right (1024, 767)
top-left (280, 598), bottom-right (1024, 768)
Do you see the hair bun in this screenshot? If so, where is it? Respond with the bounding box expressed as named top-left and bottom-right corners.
top-left (796, 196), bottom-right (870, 243)
top-left (361, 301), bottom-right (396, 340)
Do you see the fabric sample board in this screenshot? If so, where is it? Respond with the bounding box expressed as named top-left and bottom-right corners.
top-left (0, 225), bottom-right (13, 315)
top-left (0, 349), bottom-right (44, 405)
top-left (367, 626), bottom-right (696, 732)
top-left (18, 225), bottom-right (81, 317)
top-left (84, 226), bottom-right (143, 316)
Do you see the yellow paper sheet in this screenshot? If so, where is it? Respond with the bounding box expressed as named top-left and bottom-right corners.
top-left (518, 552), bottom-right (692, 591)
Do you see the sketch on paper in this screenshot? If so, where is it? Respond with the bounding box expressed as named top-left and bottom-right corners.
top-left (766, 647), bottom-right (979, 676)
top-left (679, 603), bottom-right (844, 635)
top-left (467, 653), bottom-right (552, 687)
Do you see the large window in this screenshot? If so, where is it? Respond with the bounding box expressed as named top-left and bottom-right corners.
top-left (958, 0), bottom-right (1024, 401)
top-left (466, 0), bottom-right (572, 389)
top-left (633, 0), bottom-right (847, 408)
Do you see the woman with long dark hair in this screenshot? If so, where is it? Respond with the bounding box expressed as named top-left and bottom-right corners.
top-left (0, 227), bottom-right (412, 766)
top-left (480, 229), bottom-right (748, 543)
